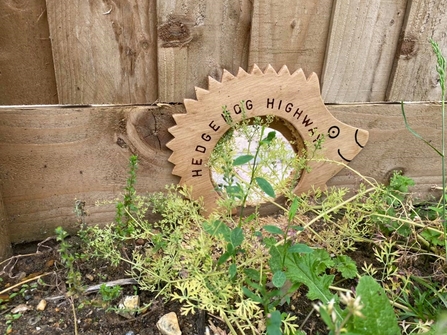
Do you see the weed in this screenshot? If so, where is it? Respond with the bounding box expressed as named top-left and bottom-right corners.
top-left (73, 100), bottom-right (447, 335)
top-left (401, 39), bottom-right (447, 259)
top-left (4, 312), bottom-right (21, 335)
top-left (55, 226), bottom-right (85, 294)
top-left (98, 284), bottom-right (122, 302)
top-left (115, 154), bottom-right (138, 237)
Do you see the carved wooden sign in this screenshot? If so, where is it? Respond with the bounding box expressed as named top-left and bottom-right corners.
top-left (167, 65), bottom-right (369, 213)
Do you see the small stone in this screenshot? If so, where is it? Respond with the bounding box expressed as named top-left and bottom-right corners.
top-left (36, 299), bottom-right (47, 311)
top-left (118, 295), bottom-right (140, 319)
top-left (11, 304), bottom-right (32, 314)
top-left (85, 274), bottom-right (94, 281)
top-left (156, 312), bottom-right (181, 335)
top-left (125, 331), bottom-right (135, 335)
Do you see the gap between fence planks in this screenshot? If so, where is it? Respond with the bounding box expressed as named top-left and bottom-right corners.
top-left (386, 0), bottom-right (447, 101)
top-left (157, 0), bottom-right (253, 103)
top-left (0, 103), bottom-right (444, 245)
top-left (321, 0), bottom-right (407, 103)
top-left (3, 0), bottom-right (447, 106)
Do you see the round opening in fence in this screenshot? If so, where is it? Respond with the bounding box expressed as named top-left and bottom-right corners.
top-left (209, 118), bottom-right (302, 207)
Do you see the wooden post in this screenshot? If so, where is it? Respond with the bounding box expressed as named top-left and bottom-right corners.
top-left (0, 189), bottom-right (11, 261)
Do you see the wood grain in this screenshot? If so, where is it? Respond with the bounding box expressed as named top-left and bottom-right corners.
top-left (0, 189), bottom-right (12, 261)
top-left (0, 103), bottom-right (445, 243)
top-left (387, 0), bottom-right (447, 101)
top-left (166, 66), bottom-right (369, 213)
top-left (157, 0), bottom-right (253, 102)
top-left (328, 103), bottom-right (443, 200)
top-left (321, 0), bottom-right (407, 103)
top-left (46, 0), bottom-right (158, 104)
top-left (249, 0), bottom-right (333, 77)
top-left (0, 0), bottom-right (57, 105)
top-left (0, 105), bottom-right (178, 243)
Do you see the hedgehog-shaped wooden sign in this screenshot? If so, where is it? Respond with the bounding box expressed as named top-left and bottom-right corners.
top-left (167, 65), bottom-right (369, 213)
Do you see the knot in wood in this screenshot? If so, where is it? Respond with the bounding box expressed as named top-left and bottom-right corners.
top-left (158, 16), bottom-right (192, 47)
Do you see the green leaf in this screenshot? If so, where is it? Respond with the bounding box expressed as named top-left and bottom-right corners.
top-left (244, 268), bottom-right (261, 282)
top-left (288, 243), bottom-right (313, 254)
top-left (269, 244), bottom-right (287, 273)
top-left (263, 225), bottom-right (284, 235)
top-left (261, 131), bottom-right (276, 145)
top-left (217, 251), bottom-right (232, 266)
top-left (255, 177), bottom-right (276, 198)
top-left (272, 271), bottom-right (287, 288)
top-left (421, 229), bottom-right (444, 246)
top-left (229, 263), bottom-right (237, 279)
top-left (225, 184), bottom-right (243, 199)
top-left (262, 237), bottom-right (276, 247)
top-left (203, 220), bottom-right (231, 241)
top-left (285, 252), bottom-right (341, 319)
top-left (242, 287), bottom-right (263, 303)
top-left (350, 276), bottom-right (400, 335)
top-left (230, 227), bottom-right (244, 248)
top-left (266, 310), bottom-right (282, 335)
top-left (288, 197), bottom-right (300, 222)
top-left (334, 255), bottom-right (358, 279)
top-left (233, 155), bottom-right (254, 166)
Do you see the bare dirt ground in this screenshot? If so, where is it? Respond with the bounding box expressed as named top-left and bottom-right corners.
top-left (0, 234), bottom-right (331, 335)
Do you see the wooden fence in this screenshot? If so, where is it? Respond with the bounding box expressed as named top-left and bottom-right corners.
top-left (1, 0), bottom-right (447, 258)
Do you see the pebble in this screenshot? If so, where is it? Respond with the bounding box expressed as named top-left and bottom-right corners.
top-left (36, 299), bottom-right (47, 311)
top-left (125, 331), bottom-right (135, 335)
top-left (11, 304), bottom-right (32, 314)
top-left (117, 295), bottom-right (140, 319)
top-left (157, 312), bottom-right (182, 335)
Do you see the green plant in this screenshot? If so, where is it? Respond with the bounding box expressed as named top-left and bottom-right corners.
top-left (55, 226), bottom-right (84, 294)
top-left (401, 39), bottom-right (447, 259)
top-left (98, 284), bottom-right (122, 302)
top-left (115, 154), bottom-right (138, 236)
top-left (76, 111), bottom-right (447, 335)
top-left (4, 312), bottom-right (21, 335)
top-left (210, 107), bottom-right (302, 216)
top-left (314, 276), bottom-right (400, 335)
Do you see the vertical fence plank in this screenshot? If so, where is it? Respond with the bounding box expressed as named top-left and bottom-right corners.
top-left (157, 0), bottom-right (253, 102)
top-left (321, 0), bottom-right (407, 103)
top-left (387, 0), bottom-right (447, 101)
top-left (248, 0), bottom-right (333, 77)
top-left (0, 189), bottom-right (11, 261)
top-left (46, 0), bottom-right (158, 104)
top-left (0, 0), bottom-right (57, 105)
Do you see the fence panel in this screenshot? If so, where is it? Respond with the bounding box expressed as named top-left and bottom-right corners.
top-left (248, 0), bottom-right (333, 78)
top-left (0, 0), bottom-right (57, 104)
top-left (321, 0), bottom-right (407, 103)
top-left (46, 0), bottom-right (158, 104)
top-left (387, 0), bottom-right (447, 101)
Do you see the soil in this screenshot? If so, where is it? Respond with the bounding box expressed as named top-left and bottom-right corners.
top-left (0, 218), bottom-right (439, 335)
top-left (0, 235), bottom-right (331, 335)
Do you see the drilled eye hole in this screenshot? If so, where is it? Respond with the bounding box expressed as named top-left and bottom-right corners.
top-left (209, 119), bottom-right (300, 207)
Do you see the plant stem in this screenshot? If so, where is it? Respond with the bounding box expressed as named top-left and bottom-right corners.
top-left (441, 80), bottom-right (447, 262)
top-left (429, 39), bottom-right (447, 261)
top-left (238, 125), bottom-right (266, 225)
